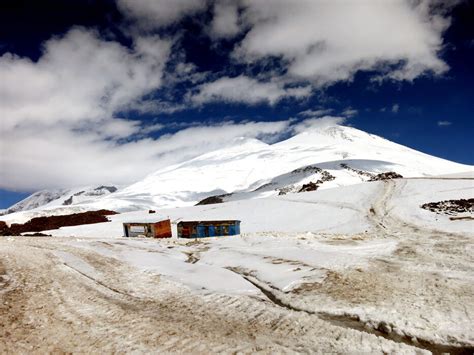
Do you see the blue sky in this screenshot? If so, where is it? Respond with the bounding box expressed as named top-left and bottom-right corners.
top-left (0, 0), bottom-right (473, 208)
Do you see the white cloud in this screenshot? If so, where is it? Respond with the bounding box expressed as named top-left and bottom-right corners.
top-left (0, 26), bottom-right (297, 192)
top-left (0, 27), bottom-right (175, 191)
top-left (341, 108), bottom-right (358, 118)
top-left (117, 0), bottom-right (208, 29)
top-left (292, 116), bottom-right (347, 134)
top-left (392, 104), bottom-right (400, 113)
top-left (0, 28), bottom-right (171, 131)
top-left (0, 120), bottom-right (291, 191)
top-left (437, 120), bottom-right (452, 126)
top-left (190, 75), bottom-right (312, 105)
top-left (149, 120), bottom-right (291, 158)
top-left (298, 108), bottom-right (334, 117)
top-left (209, 0), bottom-right (241, 39)
top-left (1, 0), bottom-right (459, 193)
top-left (233, 0), bottom-right (453, 86)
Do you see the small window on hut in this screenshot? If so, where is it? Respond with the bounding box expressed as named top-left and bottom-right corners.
top-left (130, 226), bottom-right (146, 233)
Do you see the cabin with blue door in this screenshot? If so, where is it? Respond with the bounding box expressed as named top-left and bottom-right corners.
top-left (177, 220), bottom-right (241, 238)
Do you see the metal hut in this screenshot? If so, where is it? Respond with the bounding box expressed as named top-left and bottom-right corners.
top-left (177, 220), bottom-right (240, 238)
top-left (123, 219), bottom-right (172, 238)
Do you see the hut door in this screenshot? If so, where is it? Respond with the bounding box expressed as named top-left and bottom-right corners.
top-left (208, 225), bottom-right (215, 237)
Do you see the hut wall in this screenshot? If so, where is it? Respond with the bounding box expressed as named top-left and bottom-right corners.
top-left (153, 220), bottom-right (172, 238)
top-left (177, 220), bottom-right (240, 238)
top-left (124, 224), bottom-right (151, 237)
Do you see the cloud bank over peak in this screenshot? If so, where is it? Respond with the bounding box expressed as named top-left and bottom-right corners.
top-left (0, 119), bottom-right (300, 191)
top-left (292, 116), bottom-right (347, 134)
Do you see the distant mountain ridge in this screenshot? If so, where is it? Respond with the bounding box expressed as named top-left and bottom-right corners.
top-left (3, 125), bottom-right (472, 217)
top-left (2, 186), bottom-right (118, 216)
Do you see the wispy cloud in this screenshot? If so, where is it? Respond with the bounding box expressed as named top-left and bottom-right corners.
top-left (189, 75), bottom-right (312, 105)
top-left (0, 120), bottom-right (293, 191)
top-left (437, 120), bottom-right (452, 126)
top-left (117, 0), bottom-right (207, 29)
top-left (392, 104), bottom-right (400, 113)
top-left (292, 116), bottom-right (347, 134)
top-left (298, 108), bottom-right (334, 117)
top-left (341, 108), bottom-right (358, 118)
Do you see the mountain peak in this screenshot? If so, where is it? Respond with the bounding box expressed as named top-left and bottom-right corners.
top-left (275, 124), bottom-right (367, 147)
top-left (4, 125), bottom-right (471, 214)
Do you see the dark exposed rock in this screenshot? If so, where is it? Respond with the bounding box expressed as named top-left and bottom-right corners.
top-left (63, 196), bottom-right (74, 205)
top-left (149, 210), bottom-right (156, 214)
top-left (22, 232), bottom-right (52, 237)
top-left (369, 172), bottom-right (403, 181)
top-left (196, 195), bottom-right (225, 205)
top-left (320, 170), bottom-right (336, 182)
top-left (291, 166), bottom-right (322, 174)
top-left (0, 221), bottom-right (13, 236)
top-left (296, 170), bottom-right (336, 194)
top-left (298, 182), bottom-right (319, 193)
top-left (340, 163), bottom-right (375, 179)
top-left (421, 198), bottom-right (474, 216)
top-left (62, 191), bottom-right (85, 205)
top-left (95, 186), bottom-right (117, 193)
top-left (1, 210), bottom-right (117, 236)
top-left (340, 164), bottom-right (403, 182)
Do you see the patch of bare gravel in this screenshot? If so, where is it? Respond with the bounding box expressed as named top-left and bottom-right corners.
top-left (0, 238), bottom-right (424, 354)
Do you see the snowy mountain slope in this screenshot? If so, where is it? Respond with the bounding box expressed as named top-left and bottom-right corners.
top-left (2, 185), bottom-right (119, 215)
top-left (1, 189), bottom-right (68, 215)
top-left (3, 124), bottom-right (472, 216)
top-left (88, 124), bottom-right (471, 211)
top-left (44, 181), bottom-right (377, 238)
top-left (40, 177), bottom-right (473, 239)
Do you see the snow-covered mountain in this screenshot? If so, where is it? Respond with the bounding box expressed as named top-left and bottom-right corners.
top-left (89, 125), bottom-right (471, 211)
top-left (3, 125), bottom-right (472, 216)
top-left (1, 189), bottom-right (68, 215)
top-left (1, 185), bottom-right (118, 215)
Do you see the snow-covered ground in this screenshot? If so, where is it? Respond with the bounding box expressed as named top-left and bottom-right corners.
top-left (1, 177), bottom-right (472, 353)
top-left (38, 181), bottom-right (377, 238)
top-left (1, 125), bottom-right (473, 353)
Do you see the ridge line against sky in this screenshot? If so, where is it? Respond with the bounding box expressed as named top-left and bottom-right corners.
top-left (0, 0), bottom-right (473, 207)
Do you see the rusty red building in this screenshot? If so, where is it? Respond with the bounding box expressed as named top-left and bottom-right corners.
top-left (123, 219), bottom-right (172, 238)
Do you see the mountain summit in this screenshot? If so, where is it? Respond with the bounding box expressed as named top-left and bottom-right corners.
top-left (4, 125), bottom-right (472, 215)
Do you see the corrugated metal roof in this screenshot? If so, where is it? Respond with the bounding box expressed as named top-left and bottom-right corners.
top-left (177, 220), bottom-right (240, 224)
